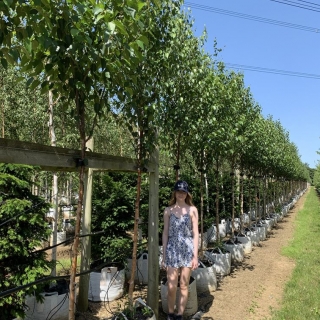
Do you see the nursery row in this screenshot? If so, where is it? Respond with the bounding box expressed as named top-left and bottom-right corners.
top-left (22, 188), bottom-right (301, 320)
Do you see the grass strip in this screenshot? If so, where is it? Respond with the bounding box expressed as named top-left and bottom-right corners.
top-left (55, 257), bottom-right (73, 276)
top-left (271, 187), bottom-right (320, 319)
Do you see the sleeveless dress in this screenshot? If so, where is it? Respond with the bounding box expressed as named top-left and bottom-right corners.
top-left (165, 209), bottom-right (194, 268)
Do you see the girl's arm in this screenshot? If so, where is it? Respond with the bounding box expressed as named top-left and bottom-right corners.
top-left (191, 206), bottom-right (199, 269)
top-left (161, 208), bottom-right (170, 268)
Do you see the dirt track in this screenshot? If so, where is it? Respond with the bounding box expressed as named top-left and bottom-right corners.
top-left (199, 191), bottom-right (305, 320)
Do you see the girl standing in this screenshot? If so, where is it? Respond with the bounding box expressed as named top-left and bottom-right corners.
top-left (161, 180), bottom-right (199, 320)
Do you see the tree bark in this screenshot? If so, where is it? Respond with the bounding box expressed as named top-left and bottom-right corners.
top-left (48, 88), bottom-right (59, 276)
top-left (69, 89), bottom-right (86, 320)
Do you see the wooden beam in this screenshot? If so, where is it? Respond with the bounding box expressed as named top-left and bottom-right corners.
top-left (0, 138), bottom-right (155, 172)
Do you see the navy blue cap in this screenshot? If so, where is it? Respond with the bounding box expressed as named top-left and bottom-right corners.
top-left (174, 180), bottom-right (189, 193)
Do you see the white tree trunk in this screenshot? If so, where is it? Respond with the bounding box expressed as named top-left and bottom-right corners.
top-left (49, 88), bottom-right (59, 276)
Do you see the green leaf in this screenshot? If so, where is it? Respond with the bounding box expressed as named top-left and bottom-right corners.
top-left (30, 79), bottom-right (40, 90)
top-left (3, 51), bottom-right (14, 65)
top-left (85, 35), bottom-right (92, 45)
top-left (137, 1), bottom-right (146, 11)
top-left (95, 13), bottom-right (105, 23)
top-left (26, 26), bottom-right (33, 38)
top-left (3, 0), bottom-right (13, 7)
top-left (1, 58), bottom-right (7, 69)
top-left (24, 40), bottom-right (32, 54)
top-left (93, 6), bottom-right (104, 15)
top-left (32, 40), bottom-right (38, 51)
top-left (26, 77), bottom-right (34, 86)
top-left (40, 83), bottom-right (49, 94)
top-left (107, 22), bottom-right (116, 32)
top-left (136, 40), bottom-right (144, 49)
top-left (45, 63), bottom-right (53, 72)
top-left (114, 20), bottom-right (128, 36)
top-left (70, 28), bottom-right (79, 36)
top-left (138, 35), bottom-right (149, 46)
top-left (76, 3), bottom-right (85, 14)
top-left (35, 61), bottom-right (44, 74)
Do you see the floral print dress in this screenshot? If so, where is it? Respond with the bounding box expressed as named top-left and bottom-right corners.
top-left (165, 210), bottom-right (194, 268)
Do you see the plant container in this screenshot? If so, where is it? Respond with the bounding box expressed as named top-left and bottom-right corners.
top-left (236, 233), bottom-right (252, 254)
top-left (126, 252), bottom-right (148, 284)
top-left (223, 239), bottom-right (244, 263)
top-left (204, 247), bottom-right (231, 276)
top-left (88, 266), bottom-right (124, 302)
top-left (191, 260), bottom-right (217, 293)
top-left (160, 276), bottom-right (197, 317)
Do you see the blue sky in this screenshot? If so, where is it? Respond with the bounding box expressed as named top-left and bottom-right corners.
top-left (183, 0), bottom-right (320, 168)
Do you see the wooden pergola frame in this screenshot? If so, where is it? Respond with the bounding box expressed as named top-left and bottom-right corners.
top-left (0, 137), bottom-right (160, 318)
top-left (0, 137), bottom-right (156, 172)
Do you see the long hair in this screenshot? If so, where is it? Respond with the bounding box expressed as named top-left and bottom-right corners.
top-left (168, 191), bottom-right (194, 206)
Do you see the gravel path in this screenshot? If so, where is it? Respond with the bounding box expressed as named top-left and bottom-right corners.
top-left (200, 190), bottom-right (306, 320)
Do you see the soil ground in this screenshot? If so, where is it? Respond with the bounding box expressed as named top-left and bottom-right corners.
top-left (56, 190), bottom-right (307, 320)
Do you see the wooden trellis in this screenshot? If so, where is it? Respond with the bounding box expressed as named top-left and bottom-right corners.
top-left (0, 137), bottom-right (160, 318)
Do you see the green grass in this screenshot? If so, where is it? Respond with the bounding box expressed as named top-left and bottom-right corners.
top-left (45, 257), bottom-right (81, 276)
top-left (271, 187), bottom-right (320, 320)
top-left (55, 257), bottom-right (73, 275)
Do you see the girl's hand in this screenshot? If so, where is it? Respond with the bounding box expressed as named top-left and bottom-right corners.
top-left (161, 260), bottom-right (166, 270)
top-left (191, 257), bottom-right (199, 270)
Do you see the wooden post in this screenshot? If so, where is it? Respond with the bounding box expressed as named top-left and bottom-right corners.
top-left (51, 173), bottom-right (58, 276)
top-left (147, 144), bottom-right (159, 317)
top-left (77, 138), bottom-right (94, 312)
top-left (1, 102), bottom-right (4, 138)
top-left (49, 88), bottom-right (59, 276)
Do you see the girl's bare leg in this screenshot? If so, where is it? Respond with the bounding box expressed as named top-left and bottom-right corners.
top-left (177, 266), bottom-right (191, 316)
top-left (167, 267), bottom-right (179, 314)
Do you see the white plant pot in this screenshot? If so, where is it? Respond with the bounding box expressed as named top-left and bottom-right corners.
top-left (276, 212), bottom-right (283, 222)
top-left (236, 234), bottom-right (252, 254)
top-left (260, 220), bottom-right (271, 233)
top-left (245, 228), bottom-right (260, 246)
top-left (198, 232), bottom-right (208, 250)
top-left (264, 217), bottom-right (275, 229)
top-left (241, 213), bottom-right (250, 225)
top-left (252, 223), bottom-right (267, 240)
top-left (283, 205), bottom-right (290, 216)
top-left (256, 220), bottom-right (268, 235)
top-left (248, 210), bottom-right (257, 221)
top-left (126, 252), bottom-right (148, 284)
top-left (88, 266), bottom-right (124, 302)
top-left (207, 222), bottom-right (227, 241)
top-left (269, 213), bottom-right (278, 224)
top-left (218, 221), bottom-right (227, 237)
top-left (161, 276), bottom-right (198, 317)
top-left (191, 260), bottom-right (217, 293)
top-left (206, 225), bottom-right (217, 243)
top-left (134, 298), bottom-right (156, 320)
top-left (205, 248), bottom-right (231, 276)
top-left (223, 239), bottom-right (244, 263)
top-left (25, 291), bottom-right (69, 320)
top-left (226, 218), bottom-right (240, 234)
top-left (50, 231), bottom-right (66, 246)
